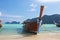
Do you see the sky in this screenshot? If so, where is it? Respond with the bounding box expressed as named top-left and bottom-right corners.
top-left (0, 0), bottom-right (60, 23)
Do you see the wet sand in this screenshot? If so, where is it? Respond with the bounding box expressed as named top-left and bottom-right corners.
top-left (0, 32), bottom-right (60, 40)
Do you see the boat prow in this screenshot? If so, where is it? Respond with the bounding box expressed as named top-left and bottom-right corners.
top-left (0, 20), bottom-right (2, 28)
top-left (0, 24), bottom-right (2, 28)
top-left (54, 21), bottom-right (60, 27)
top-left (56, 24), bottom-right (60, 27)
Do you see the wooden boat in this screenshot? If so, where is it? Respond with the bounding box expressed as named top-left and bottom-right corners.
top-left (23, 5), bottom-right (44, 34)
top-left (56, 24), bottom-right (60, 27)
top-left (0, 20), bottom-right (2, 28)
top-left (54, 22), bottom-right (60, 27)
top-left (0, 24), bottom-right (2, 28)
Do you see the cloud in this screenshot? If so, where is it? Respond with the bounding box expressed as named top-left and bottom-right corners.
top-left (38, 0), bottom-right (60, 3)
top-left (30, 3), bottom-right (37, 8)
top-left (1, 14), bottom-right (23, 23)
top-left (30, 8), bottom-right (36, 12)
top-left (28, 3), bottom-right (37, 12)
top-left (0, 11), bottom-right (22, 18)
top-left (28, 8), bottom-right (36, 12)
top-left (0, 12), bottom-right (2, 16)
top-left (2, 14), bottom-right (22, 18)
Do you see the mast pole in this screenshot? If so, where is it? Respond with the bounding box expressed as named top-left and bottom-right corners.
top-left (39, 6), bottom-right (44, 20)
top-left (38, 5), bottom-right (44, 33)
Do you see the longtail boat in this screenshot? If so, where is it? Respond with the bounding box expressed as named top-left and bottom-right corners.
top-left (23, 5), bottom-right (44, 34)
top-left (54, 21), bottom-right (60, 27)
top-left (0, 20), bottom-right (2, 28)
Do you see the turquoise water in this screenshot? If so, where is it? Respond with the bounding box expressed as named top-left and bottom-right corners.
top-left (0, 24), bottom-right (60, 35)
top-left (0, 24), bottom-right (23, 35)
top-left (40, 24), bottom-right (60, 32)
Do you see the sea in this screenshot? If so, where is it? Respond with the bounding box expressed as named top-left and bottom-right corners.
top-left (0, 24), bottom-right (60, 35)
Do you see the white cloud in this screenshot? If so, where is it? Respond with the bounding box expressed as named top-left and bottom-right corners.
top-left (0, 12), bottom-right (2, 16)
top-left (38, 0), bottom-right (60, 3)
top-left (30, 3), bottom-right (37, 8)
top-left (2, 14), bottom-right (22, 18)
top-left (30, 8), bottom-right (36, 12)
top-left (28, 3), bottom-right (37, 12)
top-left (27, 8), bottom-right (36, 12)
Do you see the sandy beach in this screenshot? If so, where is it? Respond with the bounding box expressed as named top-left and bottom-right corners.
top-left (0, 32), bottom-right (60, 40)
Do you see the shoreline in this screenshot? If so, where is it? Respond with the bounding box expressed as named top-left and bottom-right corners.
top-left (0, 32), bottom-right (60, 40)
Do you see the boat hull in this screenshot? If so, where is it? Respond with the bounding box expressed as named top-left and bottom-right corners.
top-left (0, 24), bottom-right (2, 28)
top-left (56, 24), bottom-right (60, 27)
top-left (23, 22), bottom-right (38, 34)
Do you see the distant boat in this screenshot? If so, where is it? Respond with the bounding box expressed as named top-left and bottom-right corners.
top-left (0, 24), bottom-right (2, 28)
top-left (55, 23), bottom-right (60, 27)
top-left (0, 20), bottom-right (2, 28)
top-left (54, 21), bottom-right (60, 27)
top-left (56, 24), bottom-right (60, 27)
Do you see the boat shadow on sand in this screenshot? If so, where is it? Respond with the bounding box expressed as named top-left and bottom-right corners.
top-left (17, 28), bottom-right (37, 37)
